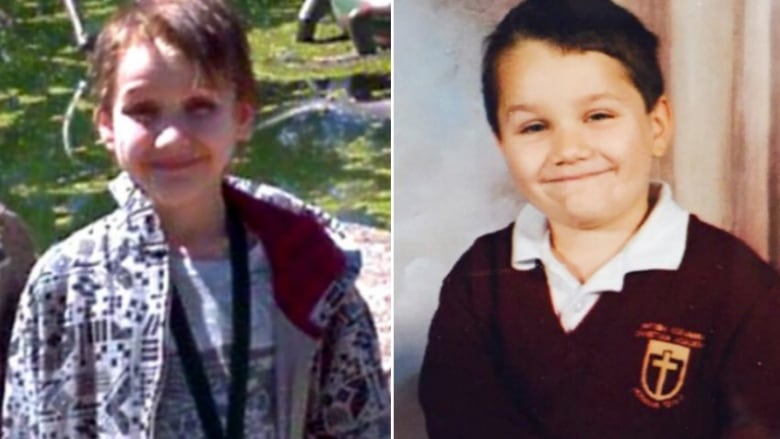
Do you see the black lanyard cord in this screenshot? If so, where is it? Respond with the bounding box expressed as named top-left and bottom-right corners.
top-left (169, 202), bottom-right (251, 439)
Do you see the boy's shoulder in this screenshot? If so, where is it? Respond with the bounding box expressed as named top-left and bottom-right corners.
top-left (228, 176), bottom-right (336, 225)
top-left (446, 223), bottom-right (516, 280)
top-left (225, 175), bottom-right (359, 254)
top-left (27, 207), bottom-right (132, 283)
top-left (686, 215), bottom-right (775, 268)
top-left (684, 214), bottom-right (780, 285)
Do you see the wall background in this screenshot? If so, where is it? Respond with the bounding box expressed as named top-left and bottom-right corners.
top-left (394, 0), bottom-right (780, 437)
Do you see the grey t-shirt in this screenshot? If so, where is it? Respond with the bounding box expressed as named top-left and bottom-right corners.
top-left (155, 243), bottom-right (277, 438)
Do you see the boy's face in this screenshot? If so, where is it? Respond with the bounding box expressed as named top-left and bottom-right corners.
top-left (494, 40), bottom-right (672, 232)
top-left (96, 39), bottom-right (254, 209)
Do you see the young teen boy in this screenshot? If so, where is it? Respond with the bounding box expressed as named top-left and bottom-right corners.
top-left (419, 0), bottom-right (780, 437)
top-left (2, 1), bottom-right (389, 437)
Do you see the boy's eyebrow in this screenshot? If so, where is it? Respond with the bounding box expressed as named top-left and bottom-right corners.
top-left (118, 80), bottom-right (222, 100)
top-left (577, 92), bottom-right (624, 105)
top-left (504, 92), bottom-right (626, 116)
top-left (503, 103), bottom-right (541, 117)
top-left (117, 80), bottom-right (155, 97)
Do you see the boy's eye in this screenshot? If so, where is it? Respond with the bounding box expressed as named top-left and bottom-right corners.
top-left (185, 98), bottom-right (218, 116)
top-left (122, 102), bottom-right (159, 123)
top-left (586, 111), bottom-right (614, 122)
top-left (519, 121), bottom-right (547, 135)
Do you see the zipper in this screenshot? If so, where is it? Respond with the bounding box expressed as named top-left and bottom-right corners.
top-left (146, 248), bottom-right (173, 438)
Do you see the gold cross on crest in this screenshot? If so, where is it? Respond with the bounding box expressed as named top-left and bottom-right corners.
top-left (640, 339), bottom-right (690, 402)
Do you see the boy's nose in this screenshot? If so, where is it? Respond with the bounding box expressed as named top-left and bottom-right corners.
top-left (550, 125), bottom-right (592, 165)
top-left (154, 120), bottom-right (190, 149)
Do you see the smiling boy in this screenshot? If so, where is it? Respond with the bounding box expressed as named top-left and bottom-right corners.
top-left (419, 0), bottom-right (780, 437)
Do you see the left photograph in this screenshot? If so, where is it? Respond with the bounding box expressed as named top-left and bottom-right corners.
top-left (0, 0), bottom-right (390, 437)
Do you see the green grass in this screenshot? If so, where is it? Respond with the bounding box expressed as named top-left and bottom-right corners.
top-left (0, 0), bottom-right (390, 252)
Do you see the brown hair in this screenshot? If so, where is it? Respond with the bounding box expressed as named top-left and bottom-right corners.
top-left (90, 0), bottom-right (257, 113)
top-left (482, 0), bottom-right (663, 137)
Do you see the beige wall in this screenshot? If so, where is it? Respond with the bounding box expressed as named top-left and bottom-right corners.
top-left (626, 0), bottom-right (776, 260)
top-left (394, 1), bottom-right (780, 438)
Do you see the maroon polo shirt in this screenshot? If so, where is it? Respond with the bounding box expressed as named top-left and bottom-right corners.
top-left (420, 216), bottom-right (780, 438)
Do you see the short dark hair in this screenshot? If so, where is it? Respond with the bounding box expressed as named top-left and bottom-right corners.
top-left (91, 0), bottom-right (257, 113)
top-left (481, 0), bottom-right (663, 137)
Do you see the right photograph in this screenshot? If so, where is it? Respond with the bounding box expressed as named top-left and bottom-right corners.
top-left (394, 0), bottom-right (780, 437)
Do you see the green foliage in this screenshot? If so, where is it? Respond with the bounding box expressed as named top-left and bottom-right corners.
top-left (236, 113), bottom-right (390, 228)
top-left (0, 0), bottom-right (391, 252)
top-left (243, 8), bottom-right (389, 81)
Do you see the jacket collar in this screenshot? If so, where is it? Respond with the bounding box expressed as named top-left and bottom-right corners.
top-left (108, 172), bottom-right (355, 338)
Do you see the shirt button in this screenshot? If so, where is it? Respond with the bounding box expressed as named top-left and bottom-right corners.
top-left (574, 299), bottom-right (586, 312)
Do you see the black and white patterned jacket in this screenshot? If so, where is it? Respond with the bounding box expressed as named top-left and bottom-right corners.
top-left (2, 173), bottom-right (390, 438)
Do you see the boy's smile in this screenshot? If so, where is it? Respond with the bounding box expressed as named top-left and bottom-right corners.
top-left (494, 40), bottom-right (672, 234)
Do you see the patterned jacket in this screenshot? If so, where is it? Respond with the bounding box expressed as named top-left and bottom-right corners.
top-left (2, 173), bottom-right (390, 438)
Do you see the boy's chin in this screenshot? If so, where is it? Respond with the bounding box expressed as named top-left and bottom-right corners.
top-left (141, 178), bottom-right (223, 210)
top-left (541, 191), bottom-right (648, 232)
top-left (551, 217), bottom-right (603, 232)
top-left (548, 208), bottom-right (625, 232)
top-left (553, 207), bottom-right (656, 235)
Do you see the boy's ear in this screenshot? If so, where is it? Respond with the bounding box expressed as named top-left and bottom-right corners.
top-left (649, 95), bottom-right (673, 157)
top-left (95, 107), bottom-right (115, 151)
top-left (234, 101), bottom-right (255, 142)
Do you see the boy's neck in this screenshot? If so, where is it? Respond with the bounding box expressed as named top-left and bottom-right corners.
top-left (549, 189), bottom-right (658, 283)
top-left (156, 188), bottom-right (230, 260)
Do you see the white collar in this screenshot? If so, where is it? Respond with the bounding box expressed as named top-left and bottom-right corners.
top-left (511, 182), bottom-right (689, 292)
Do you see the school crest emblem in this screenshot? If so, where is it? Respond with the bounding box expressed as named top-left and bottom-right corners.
top-left (640, 339), bottom-right (689, 401)
top-left (632, 322), bottom-right (705, 409)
